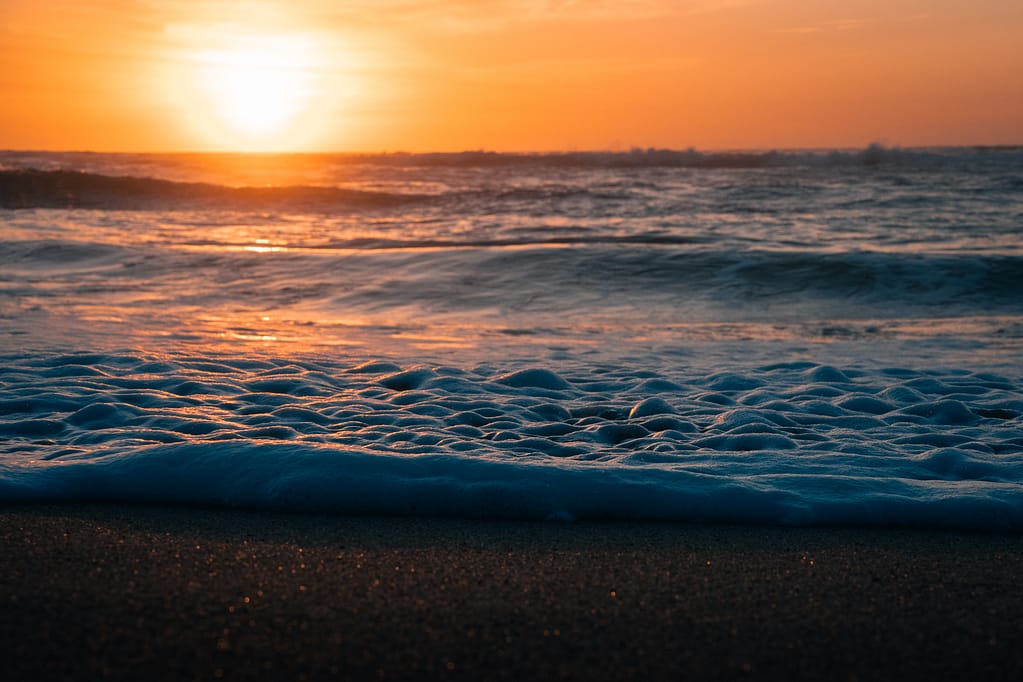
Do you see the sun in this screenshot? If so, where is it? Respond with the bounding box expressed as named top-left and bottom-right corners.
top-left (190, 34), bottom-right (323, 149)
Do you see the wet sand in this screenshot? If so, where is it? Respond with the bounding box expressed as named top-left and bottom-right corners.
top-left (2, 504), bottom-right (1022, 681)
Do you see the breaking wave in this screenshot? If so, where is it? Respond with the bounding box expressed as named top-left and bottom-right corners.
top-left (0, 169), bottom-right (430, 211)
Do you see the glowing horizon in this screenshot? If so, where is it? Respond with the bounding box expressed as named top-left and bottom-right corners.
top-left (1, 0), bottom-right (1021, 153)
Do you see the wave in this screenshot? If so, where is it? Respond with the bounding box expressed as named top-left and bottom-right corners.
top-left (2, 353), bottom-right (1022, 529)
top-left (0, 169), bottom-right (430, 211)
top-left (4, 235), bottom-right (1022, 316)
top-left (338, 247), bottom-right (1023, 318)
top-left (4, 439), bottom-right (1023, 529)
top-left (0, 169), bottom-right (642, 211)
top-left (291, 245), bottom-right (1023, 314)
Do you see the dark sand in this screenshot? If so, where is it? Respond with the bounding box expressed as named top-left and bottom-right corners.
top-left (2, 505), bottom-right (1022, 681)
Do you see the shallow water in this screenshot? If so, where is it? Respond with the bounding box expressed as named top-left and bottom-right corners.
top-left (2, 147), bottom-right (1022, 527)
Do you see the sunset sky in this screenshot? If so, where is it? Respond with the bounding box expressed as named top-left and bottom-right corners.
top-left (1, 0), bottom-right (1021, 152)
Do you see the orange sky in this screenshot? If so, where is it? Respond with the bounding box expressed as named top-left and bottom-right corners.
top-left (1, 0), bottom-right (1021, 152)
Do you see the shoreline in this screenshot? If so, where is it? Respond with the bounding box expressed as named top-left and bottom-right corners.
top-left (3, 504), bottom-right (1023, 680)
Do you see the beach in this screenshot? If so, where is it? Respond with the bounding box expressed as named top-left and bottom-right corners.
top-left (3, 504), bottom-right (1022, 681)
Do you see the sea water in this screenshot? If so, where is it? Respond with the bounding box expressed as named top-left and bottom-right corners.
top-left (2, 147), bottom-right (1022, 528)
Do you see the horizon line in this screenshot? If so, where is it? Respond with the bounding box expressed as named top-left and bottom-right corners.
top-left (3, 142), bottom-right (1022, 156)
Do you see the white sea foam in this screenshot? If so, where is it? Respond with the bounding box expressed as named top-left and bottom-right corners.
top-left (1, 353), bottom-right (1021, 528)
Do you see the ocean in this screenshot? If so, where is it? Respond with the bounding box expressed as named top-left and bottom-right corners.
top-left (2, 146), bottom-right (1022, 528)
